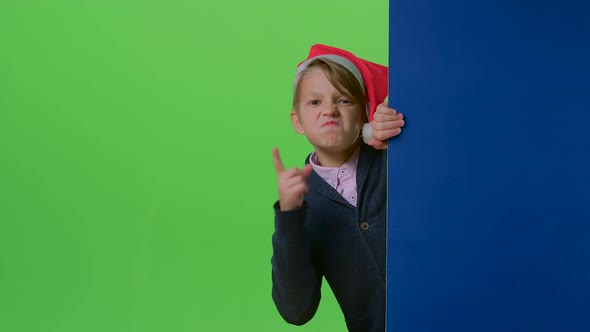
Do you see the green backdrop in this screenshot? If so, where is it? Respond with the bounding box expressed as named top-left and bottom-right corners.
top-left (0, 1), bottom-right (387, 331)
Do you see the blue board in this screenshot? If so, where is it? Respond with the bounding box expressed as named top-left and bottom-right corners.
top-left (387, 1), bottom-right (590, 331)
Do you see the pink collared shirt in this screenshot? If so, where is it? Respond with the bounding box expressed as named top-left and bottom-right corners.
top-left (309, 148), bottom-right (360, 207)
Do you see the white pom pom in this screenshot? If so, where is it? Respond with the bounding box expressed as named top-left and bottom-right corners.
top-left (362, 123), bottom-right (373, 143)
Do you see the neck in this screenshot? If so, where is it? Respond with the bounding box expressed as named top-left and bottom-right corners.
top-left (314, 140), bottom-right (362, 167)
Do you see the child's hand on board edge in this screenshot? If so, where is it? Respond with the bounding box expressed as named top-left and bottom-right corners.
top-left (364, 101), bottom-right (405, 150)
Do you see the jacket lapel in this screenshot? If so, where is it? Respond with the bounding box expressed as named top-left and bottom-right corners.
top-left (356, 144), bottom-right (377, 197)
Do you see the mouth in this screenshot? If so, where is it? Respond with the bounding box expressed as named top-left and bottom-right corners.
top-left (321, 121), bottom-right (339, 128)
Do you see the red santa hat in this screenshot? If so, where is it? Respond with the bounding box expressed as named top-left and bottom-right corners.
top-left (294, 44), bottom-right (388, 123)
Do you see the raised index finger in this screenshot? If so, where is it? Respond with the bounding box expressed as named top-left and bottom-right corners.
top-left (272, 147), bottom-right (285, 174)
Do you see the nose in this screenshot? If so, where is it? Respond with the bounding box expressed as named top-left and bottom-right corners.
top-left (321, 101), bottom-right (339, 116)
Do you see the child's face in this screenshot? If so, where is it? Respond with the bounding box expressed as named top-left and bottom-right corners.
top-left (291, 67), bottom-right (364, 154)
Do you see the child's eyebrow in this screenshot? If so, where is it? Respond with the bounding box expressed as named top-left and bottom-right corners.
top-left (303, 91), bottom-right (347, 98)
top-left (302, 92), bottom-right (324, 99)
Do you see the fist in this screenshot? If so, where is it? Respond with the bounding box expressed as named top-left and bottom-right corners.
top-left (272, 147), bottom-right (313, 211)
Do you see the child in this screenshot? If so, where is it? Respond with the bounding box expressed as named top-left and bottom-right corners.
top-left (271, 44), bottom-right (405, 332)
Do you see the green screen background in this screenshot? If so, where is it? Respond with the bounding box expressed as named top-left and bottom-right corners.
top-left (0, 1), bottom-right (387, 331)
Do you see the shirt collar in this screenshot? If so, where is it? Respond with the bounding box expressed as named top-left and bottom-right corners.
top-left (309, 147), bottom-right (361, 174)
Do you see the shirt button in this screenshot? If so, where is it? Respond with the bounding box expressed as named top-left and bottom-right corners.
top-left (360, 221), bottom-right (370, 231)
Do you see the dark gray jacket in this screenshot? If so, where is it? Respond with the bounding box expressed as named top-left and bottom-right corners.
top-left (271, 143), bottom-right (387, 331)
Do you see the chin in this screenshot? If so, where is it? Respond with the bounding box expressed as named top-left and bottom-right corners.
top-left (319, 140), bottom-right (358, 151)
top-left (308, 133), bottom-right (360, 150)
top-left (320, 135), bottom-right (343, 147)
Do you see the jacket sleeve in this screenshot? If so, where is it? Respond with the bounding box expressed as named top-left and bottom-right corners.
top-left (271, 201), bottom-right (322, 326)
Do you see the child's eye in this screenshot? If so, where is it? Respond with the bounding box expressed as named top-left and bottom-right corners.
top-left (309, 100), bottom-right (320, 106)
top-left (338, 99), bottom-right (351, 104)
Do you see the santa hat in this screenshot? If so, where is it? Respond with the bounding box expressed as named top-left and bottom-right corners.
top-left (294, 44), bottom-right (388, 142)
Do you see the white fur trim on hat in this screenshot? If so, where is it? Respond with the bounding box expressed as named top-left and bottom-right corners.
top-left (362, 123), bottom-right (374, 143)
top-left (294, 55), bottom-right (370, 118)
top-left (295, 55), bottom-right (365, 90)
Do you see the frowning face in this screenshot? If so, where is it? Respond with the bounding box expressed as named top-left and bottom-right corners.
top-left (291, 67), bottom-right (365, 156)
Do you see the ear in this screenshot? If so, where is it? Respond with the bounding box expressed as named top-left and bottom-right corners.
top-left (290, 110), bottom-right (305, 134)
